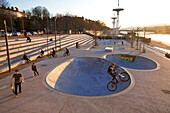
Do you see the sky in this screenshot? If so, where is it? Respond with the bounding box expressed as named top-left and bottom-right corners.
top-left (8, 0), bottom-right (170, 28)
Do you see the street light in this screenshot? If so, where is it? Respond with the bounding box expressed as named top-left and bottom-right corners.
top-left (47, 16), bottom-right (49, 54)
top-left (59, 31), bottom-right (61, 50)
top-left (4, 20), bottom-right (11, 72)
top-left (136, 27), bottom-right (140, 50)
top-left (55, 16), bottom-right (57, 50)
top-left (141, 28), bottom-right (146, 53)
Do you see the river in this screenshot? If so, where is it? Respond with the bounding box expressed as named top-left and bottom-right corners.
top-left (139, 33), bottom-right (170, 46)
top-left (139, 33), bottom-right (170, 53)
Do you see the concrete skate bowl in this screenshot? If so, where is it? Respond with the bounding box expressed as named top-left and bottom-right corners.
top-left (45, 57), bottom-right (132, 97)
top-left (105, 54), bottom-right (158, 70)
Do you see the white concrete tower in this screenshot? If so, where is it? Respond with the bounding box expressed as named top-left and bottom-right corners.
top-left (111, 17), bottom-right (117, 37)
top-left (113, 0), bottom-right (124, 35)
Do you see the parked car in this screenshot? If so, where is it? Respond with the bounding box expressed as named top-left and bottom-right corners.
top-left (13, 32), bottom-right (21, 36)
top-left (31, 31), bottom-right (38, 35)
top-left (27, 32), bottom-right (32, 36)
top-left (38, 31), bottom-right (43, 35)
top-left (2, 32), bottom-right (12, 37)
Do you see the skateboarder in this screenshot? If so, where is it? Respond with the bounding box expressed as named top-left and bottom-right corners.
top-left (40, 49), bottom-right (44, 57)
top-left (10, 69), bottom-right (24, 98)
top-left (32, 63), bottom-right (39, 77)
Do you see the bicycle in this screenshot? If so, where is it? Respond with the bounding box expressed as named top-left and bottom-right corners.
top-left (63, 52), bottom-right (70, 57)
top-left (107, 72), bottom-right (130, 92)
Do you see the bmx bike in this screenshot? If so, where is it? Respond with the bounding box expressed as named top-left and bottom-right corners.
top-left (63, 52), bottom-right (70, 57)
top-left (107, 72), bottom-right (130, 92)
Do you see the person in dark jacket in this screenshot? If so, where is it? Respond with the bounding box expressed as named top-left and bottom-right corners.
top-left (165, 53), bottom-right (170, 58)
top-left (51, 48), bottom-right (55, 57)
top-left (23, 53), bottom-right (31, 63)
top-left (40, 49), bottom-right (44, 57)
top-left (32, 63), bottom-right (39, 77)
top-left (65, 47), bottom-right (70, 55)
top-left (76, 42), bottom-right (79, 48)
top-left (27, 36), bottom-right (31, 42)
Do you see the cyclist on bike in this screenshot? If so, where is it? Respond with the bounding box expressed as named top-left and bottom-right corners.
top-left (108, 63), bottom-right (119, 83)
top-left (65, 47), bottom-right (70, 55)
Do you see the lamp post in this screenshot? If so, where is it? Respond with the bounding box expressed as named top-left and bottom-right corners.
top-left (47, 17), bottom-right (49, 54)
top-left (4, 20), bottom-right (11, 72)
top-left (95, 30), bottom-right (97, 46)
top-left (141, 28), bottom-right (146, 53)
top-left (130, 29), bottom-right (134, 48)
top-left (55, 16), bottom-right (57, 50)
top-left (136, 27), bottom-right (140, 50)
top-left (59, 31), bottom-right (61, 50)
top-left (94, 25), bottom-right (97, 46)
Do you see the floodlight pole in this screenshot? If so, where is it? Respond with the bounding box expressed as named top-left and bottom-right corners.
top-left (55, 16), bottom-right (57, 50)
top-left (4, 20), bottom-right (11, 72)
top-left (47, 17), bottom-right (49, 54)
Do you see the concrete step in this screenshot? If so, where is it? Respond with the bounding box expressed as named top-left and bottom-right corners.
top-left (0, 36), bottom-right (77, 56)
top-left (0, 35), bottom-right (67, 51)
top-left (0, 35), bottom-right (92, 65)
top-left (0, 36), bottom-right (93, 73)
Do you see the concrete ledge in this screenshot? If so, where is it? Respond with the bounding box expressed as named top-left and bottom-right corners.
top-left (46, 59), bottom-right (74, 88)
top-left (105, 46), bottom-right (113, 52)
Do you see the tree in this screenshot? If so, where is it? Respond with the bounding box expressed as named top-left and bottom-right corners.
top-left (0, 0), bottom-right (9, 30)
top-left (0, 0), bottom-right (9, 7)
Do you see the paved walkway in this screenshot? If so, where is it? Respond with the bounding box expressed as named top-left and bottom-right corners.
top-left (0, 40), bottom-right (170, 113)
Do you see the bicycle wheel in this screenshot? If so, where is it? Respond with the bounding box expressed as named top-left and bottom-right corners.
top-left (119, 72), bottom-right (130, 82)
top-left (107, 81), bottom-right (117, 92)
top-left (63, 53), bottom-right (66, 57)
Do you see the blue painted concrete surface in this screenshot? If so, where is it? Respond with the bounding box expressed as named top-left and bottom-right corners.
top-left (46, 57), bottom-right (131, 96)
top-left (106, 54), bottom-right (157, 70)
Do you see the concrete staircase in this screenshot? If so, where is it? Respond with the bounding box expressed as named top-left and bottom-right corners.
top-left (0, 34), bottom-right (94, 73)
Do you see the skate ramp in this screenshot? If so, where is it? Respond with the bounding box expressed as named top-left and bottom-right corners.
top-left (46, 57), bottom-right (132, 96)
top-left (106, 54), bottom-right (158, 70)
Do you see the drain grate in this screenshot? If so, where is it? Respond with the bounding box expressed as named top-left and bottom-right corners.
top-left (41, 64), bottom-right (47, 67)
top-left (161, 89), bottom-right (170, 94)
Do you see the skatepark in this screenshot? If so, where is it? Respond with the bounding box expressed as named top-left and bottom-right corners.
top-left (0, 34), bottom-right (170, 113)
top-left (45, 57), bottom-right (132, 96)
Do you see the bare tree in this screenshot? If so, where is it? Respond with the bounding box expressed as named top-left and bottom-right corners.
top-left (0, 0), bottom-right (9, 30)
top-left (0, 0), bottom-right (9, 7)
